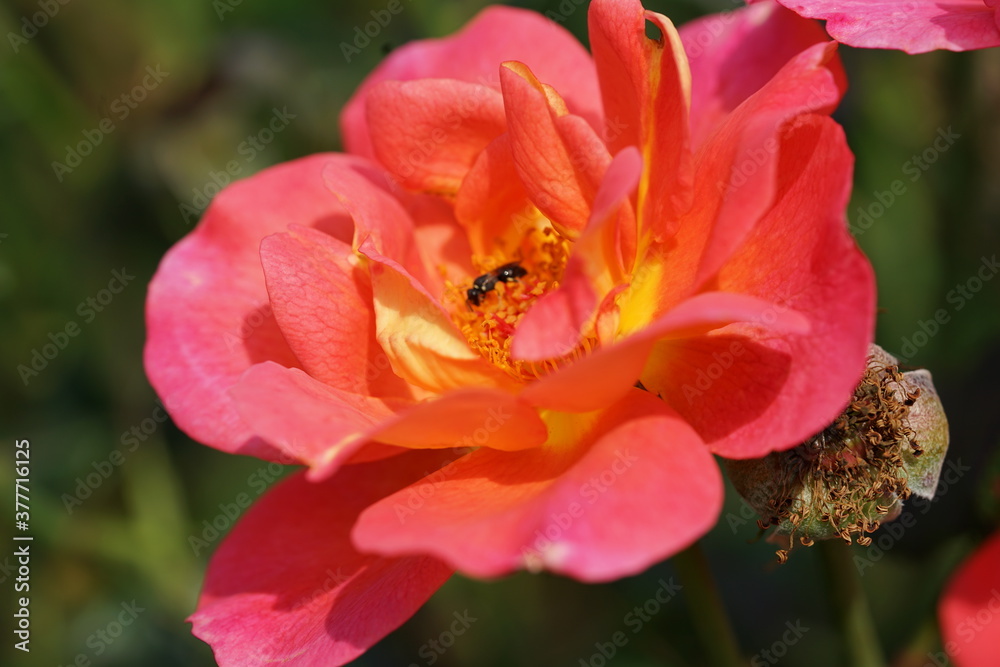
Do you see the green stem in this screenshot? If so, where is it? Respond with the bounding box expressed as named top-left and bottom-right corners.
top-left (672, 542), bottom-right (743, 667)
top-left (891, 617), bottom-right (940, 667)
top-left (819, 540), bottom-right (886, 667)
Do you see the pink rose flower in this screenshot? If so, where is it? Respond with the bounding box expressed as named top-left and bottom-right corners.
top-left (144, 1), bottom-right (875, 663)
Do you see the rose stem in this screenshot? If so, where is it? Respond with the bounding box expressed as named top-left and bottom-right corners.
top-left (819, 539), bottom-right (886, 667)
top-left (672, 541), bottom-right (743, 667)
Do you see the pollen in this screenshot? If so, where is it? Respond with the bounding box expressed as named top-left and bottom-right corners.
top-left (442, 226), bottom-right (592, 381)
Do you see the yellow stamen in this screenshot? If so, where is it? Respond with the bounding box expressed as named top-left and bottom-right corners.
top-left (443, 226), bottom-right (596, 381)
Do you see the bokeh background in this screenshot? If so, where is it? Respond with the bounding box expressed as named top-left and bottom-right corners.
top-left (2, 0), bottom-right (999, 665)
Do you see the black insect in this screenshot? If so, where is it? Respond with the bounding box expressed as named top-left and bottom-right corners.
top-left (466, 261), bottom-right (527, 306)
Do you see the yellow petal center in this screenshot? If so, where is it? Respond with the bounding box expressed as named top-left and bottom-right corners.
top-left (443, 225), bottom-right (593, 381)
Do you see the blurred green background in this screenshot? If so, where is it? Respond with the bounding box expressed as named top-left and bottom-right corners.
top-left (1, 0), bottom-right (998, 665)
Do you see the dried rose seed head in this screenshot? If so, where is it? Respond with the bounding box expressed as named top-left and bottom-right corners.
top-left (724, 344), bottom-right (949, 562)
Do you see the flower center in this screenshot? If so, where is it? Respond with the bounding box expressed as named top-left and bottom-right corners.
top-left (444, 225), bottom-right (592, 381)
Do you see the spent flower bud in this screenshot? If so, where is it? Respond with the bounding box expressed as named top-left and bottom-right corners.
top-left (724, 344), bottom-right (949, 562)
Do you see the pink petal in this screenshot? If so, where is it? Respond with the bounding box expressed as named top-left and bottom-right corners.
top-left (662, 41), bottom-right (844, 304)
top-left (190, 451), bottom-right (456, 667)
top-left (510, 262), bottom-right (598, 362)
top-left (644, 117), bottom-right (875, 458)
top-left (145, 154), bottom-right (368, 458)
top-left (521, 290), bottom-right (808, 413)
top-left (774, 0), bottom-right (1000, 53)
top-left (518, 328), bottom-right (656, 413)
top-left (352, 391), bottom-right (722, 582)
top-left (939, 531), bottom-right (1000, 666)
top-left (366, 79), bottom-right (507, 194)
top-left (589, 147), bottom-right (642, 279)
top-left (571, 144), bottom-right (644, 287)
top-left (681, 2), bottom-right (842, 150)
top-left (342, 6), bottom-right (602, 159)
top-left (259, 226), bottom-right (411, 399)
top-left (230, 362), bottom-right (548, 481)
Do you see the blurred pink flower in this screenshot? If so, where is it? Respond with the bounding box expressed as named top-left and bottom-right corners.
top-left (756, 0), bottom-right (1000, 53)
top-left (939, 530), bottom-right (1000, 665)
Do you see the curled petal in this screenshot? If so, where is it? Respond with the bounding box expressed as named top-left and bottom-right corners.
top-left (521, 290), bottom-right (807, 413)
top-left (259, 226), bottom-right (411, 399)
top-left (500, 62), bottom-right (611, 239)
top-left (589, 0), bottom-right (694, 236)
top-left (397, 192), bottom-right (476, 298)
top-left (231, 363), bottom-right (398, 472)
top-left (511, 147), bottom-right (643, 361)
top-left (510, 266), bottom-right (597, 363)
top-left (519, 332), bottom-right (655, 413)
top-left (649, 40), bottom-right (844, 313)
top-left (321, 161), bottom-right (431, 291)
top-left (454, 134), bottom-right (535, 258)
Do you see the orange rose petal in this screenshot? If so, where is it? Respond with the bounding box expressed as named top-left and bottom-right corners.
top-left (341, 6), bottom-right (602, 160)
top-left (321, 160), bottom-right (431, 291)
top-left (396, 192), bottom-right (476, 298)
top-left (371, 387), bottom-right (548, 451)
top-left (500, 62), bottom-right (609, 239)
top-left (570, 145), bottom-right (643, 294)
top-left (509, 259), bottom-right (598, 363)
top-left (231, 362), bottom-right (396, 471)
top-left (680, 2), bottom-right (842, 150)
top-left (589, 0), bottom-right (694, 240)
top-left (519, 335), bottom-right (655, 413)
top-left (660, 41), bottom-right (844, 307)
top-left (145, 154), bottom-right (362, 459)
top-left (640, 10), bottom-right (694, 238)
top-left (190, 452), bottom-right (456, 667)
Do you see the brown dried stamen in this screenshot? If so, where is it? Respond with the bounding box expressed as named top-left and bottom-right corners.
top-left (760, 361), bottom-right (923, 562)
